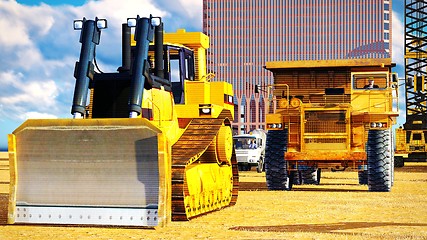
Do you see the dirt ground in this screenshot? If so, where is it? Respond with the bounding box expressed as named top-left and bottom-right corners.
top-left (1, 160), bottom-right (426, 240)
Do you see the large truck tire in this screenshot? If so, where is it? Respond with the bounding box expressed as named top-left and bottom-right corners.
top-left (358, 162), bottom-right (368, 185)
top-left (257, 157), bottom-right (264, 173)
top-left (394, 156), bottom-right (404, 168)
top-left (301, 168), bottom-right (321, 185)
top-left (265, 129), bottom-right (289, 190)
top-left (367, 129), bottom-right (392, 192)
top-left (358, 169), bottom-right (368, 185)
top-left (389, 129), bottom-right (395, 186)
top-left (293, 171), bottom-right (302, 185)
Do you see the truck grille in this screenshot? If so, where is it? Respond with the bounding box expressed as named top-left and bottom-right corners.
top-left (304, 138), bottom-right (346, 144)
top-left (304, 111), bottom-right (346, 133)
top-left (409, 145), bottom-right (426, 152)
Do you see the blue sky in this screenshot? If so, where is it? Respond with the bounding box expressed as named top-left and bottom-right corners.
top-left (16, 0), bottom-right (86, 6)
top-left (0, 0), bottom-right (406, 150)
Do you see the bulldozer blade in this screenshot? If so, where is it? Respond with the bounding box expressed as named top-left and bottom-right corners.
top-left (8, 118), bottom-right (169, 227)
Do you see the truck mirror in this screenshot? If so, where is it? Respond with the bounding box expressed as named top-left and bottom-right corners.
top-left (407, 77), bottom-right (413, 88)
top-left (415, 75), bottom-right (425, 91)
top-left (392, 73), bottom-right (398, 83)
top-left (255, 85), bottom-right (260, 94)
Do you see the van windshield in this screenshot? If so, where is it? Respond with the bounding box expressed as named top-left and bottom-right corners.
top-left (233, 137), bottom-right (257, 149)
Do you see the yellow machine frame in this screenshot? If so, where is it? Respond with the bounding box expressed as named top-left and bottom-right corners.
top-left (3, 18), bottom-right (237, 227)
top-left (264, 58), bottom-right (398, 172)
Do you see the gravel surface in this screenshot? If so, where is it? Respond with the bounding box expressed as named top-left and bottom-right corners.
top-left (1, 161), bottom-right (426, 240)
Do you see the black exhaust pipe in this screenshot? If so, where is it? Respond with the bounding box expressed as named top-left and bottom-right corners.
top-left (154, 22), bottom-right (164, 78)
top-left (120, 23), bottom-right (131, 72)
top-left (71, 19), bottom-right (101, 118)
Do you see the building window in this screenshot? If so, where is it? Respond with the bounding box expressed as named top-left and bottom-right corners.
top-left (384, 42), bottom-right (389, 50)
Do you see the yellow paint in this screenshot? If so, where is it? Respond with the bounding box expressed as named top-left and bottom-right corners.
top-left (6, 27), bottom-right (235, 227)
top-left (7, 134), bottom-right (16, 224)
top-left (265, 59), bottom-right (398, 166)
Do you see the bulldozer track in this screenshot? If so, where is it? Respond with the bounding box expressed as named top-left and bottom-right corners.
top-left (171, 118), bottom-right (238, 221)
top-left (0, 156), bottom-right (9, 224)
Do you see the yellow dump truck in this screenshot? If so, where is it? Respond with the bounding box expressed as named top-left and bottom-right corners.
top-left (261, 58), bottom-right (398, 192)
top-left (2, 16), bottom-right (238, 227)
top-left (394, 0), bottom-right (427, 167)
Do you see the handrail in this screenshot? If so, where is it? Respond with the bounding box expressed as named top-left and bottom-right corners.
top-left (201, 73), bottom-right (215, 82)
top-left (268, 83), bottom-right (289, 114)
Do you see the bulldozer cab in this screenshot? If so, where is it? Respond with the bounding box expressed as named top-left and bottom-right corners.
top-left (89, 17), bottom-right (195, 119)
top-left (148, 44), bottom-right (195, 104)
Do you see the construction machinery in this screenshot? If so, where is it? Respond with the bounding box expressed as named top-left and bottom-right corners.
top-left (233, 129), bottom-right (267, 172)
top-left (261, 58), bottom-right (399, 192)
top-left (394, 0), bottom-right (427, 167)
top-left (2, 16), bottom-right (238, 227)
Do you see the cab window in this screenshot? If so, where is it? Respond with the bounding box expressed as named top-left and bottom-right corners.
top-left (353, 74), bottom-right (387, 89)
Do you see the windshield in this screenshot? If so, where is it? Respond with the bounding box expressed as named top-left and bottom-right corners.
top-left (234, 137), bottom-right (257, 149)
top-left (353, 74), bottom-right (387, 90)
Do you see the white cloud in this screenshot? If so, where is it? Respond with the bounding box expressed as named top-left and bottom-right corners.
top-left (175, 0), bottom-right (203, 22)
top-left (15, 47), bottom-right (44, 70)
top-left (392, 10), bottom-right (404, 67)
top-left (24, 111), bottom-right (58, 119)
top-left (0, 1), bottom-right (55, 47)
top-left (0, 71), bottom-right (59, 120)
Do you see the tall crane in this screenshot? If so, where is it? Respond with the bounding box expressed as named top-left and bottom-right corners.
top-left (395, 0), bottom-right (427, 166)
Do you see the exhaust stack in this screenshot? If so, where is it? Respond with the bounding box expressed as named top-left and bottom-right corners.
top-left (120, 23), bottom-right (132, 72)
top-left (154, 22), bottom-right (164, 78)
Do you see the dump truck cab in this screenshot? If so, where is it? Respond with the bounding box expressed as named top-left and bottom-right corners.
top-left (262, 58), bottom-right (398, 191)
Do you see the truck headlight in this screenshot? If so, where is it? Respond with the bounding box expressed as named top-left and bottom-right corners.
top-left (290, 98), bottom-right (301, 108)
top-left (150, 17), bottom-right (161, 27)
top-left (73, 20), bottom-right (83, 30)
top-left (199, 104), bottom-right (212, 115)
top-left (278, 99), bottom-right (288, 108)
top-left (127, 18), bottom-right (137, 27)
top-left (370, 122), bottom-right (387, 128)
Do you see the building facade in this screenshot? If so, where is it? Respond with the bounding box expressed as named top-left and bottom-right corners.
top-left (202, 0), bottom-right (392, 134)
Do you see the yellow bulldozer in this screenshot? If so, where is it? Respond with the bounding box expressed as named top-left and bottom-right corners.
top-left (2, 15), bottom-right (238, 227)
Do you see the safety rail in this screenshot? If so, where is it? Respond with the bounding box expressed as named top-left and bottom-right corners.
top-left (267, 84), bottom-right (289, 114)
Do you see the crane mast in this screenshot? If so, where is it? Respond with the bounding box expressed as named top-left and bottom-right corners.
top-left (395, 0), bottom-right (427, 166)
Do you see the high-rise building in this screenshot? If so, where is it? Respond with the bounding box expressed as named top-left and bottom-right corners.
top-left (203, 0), bottom-right (392, 134)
